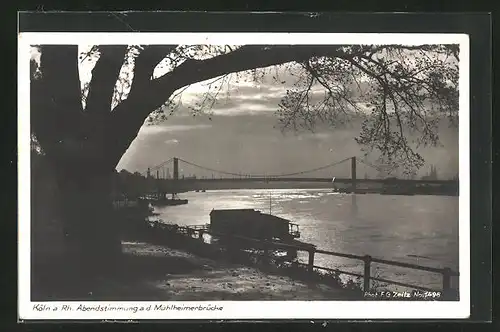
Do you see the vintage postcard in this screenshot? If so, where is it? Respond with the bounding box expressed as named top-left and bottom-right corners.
top-left (19, 32), bottom-right (469, 320)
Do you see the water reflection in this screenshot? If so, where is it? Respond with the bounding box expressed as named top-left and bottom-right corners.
top-left (351, 194), bottom-right (358, 217)
top-left (153, 189), bottom-right (459, 291)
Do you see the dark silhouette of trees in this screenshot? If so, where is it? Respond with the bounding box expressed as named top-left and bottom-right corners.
top-left (29, 44), bottom-right (459, 275)
top-left (114, 169), bottom-right (149, 199)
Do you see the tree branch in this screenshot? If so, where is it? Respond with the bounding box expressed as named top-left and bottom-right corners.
top-left (128, 45), bottom-right (178, 98)
top-left (39, 45), bottom-right (84, 115)
top-left (149, 45), bottom-right (349, 108)
top-left (85, 46), bottom-right (128, 115)
top-left (110, 45), bottom-right (344, 125)
top-left (105, 43), bottom-right (458, 171)
top-left (116, 44), bottom-right (453, 126)
top-left (32, 45), bottom-right (85, 154)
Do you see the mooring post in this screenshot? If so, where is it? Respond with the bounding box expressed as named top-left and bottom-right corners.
top-left (351, 156), bottom-right (357, 193)
top-left (308, 249), bottom-right (315, 273)
top-left (442, 267), bottom-right (451, 299)
top-left (363, 255), bottom-right (371, 292)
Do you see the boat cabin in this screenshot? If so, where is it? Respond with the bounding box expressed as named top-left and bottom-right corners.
top-left (209, 209), bottom-right (300, 241)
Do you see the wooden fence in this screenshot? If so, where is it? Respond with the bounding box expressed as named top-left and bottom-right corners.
top-left (153, 222), bottom-right (459, 297)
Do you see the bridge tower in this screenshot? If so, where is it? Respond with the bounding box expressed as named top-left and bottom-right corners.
top-left (351, 156), bottom-right (357, 193)
top-left (173, 157), bottom-right (179, 181)
top-left (156, 169), bottom-right (162, 199)
top-left (172, 157), bottom-right (179, 198)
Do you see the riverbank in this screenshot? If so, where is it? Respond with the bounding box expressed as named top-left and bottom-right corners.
top-left (31, 206), bottom-right (458, 301)
top-left (122, 241), bottom-right (360, 300)
top-left (32, 241), bottom-right (360, 301)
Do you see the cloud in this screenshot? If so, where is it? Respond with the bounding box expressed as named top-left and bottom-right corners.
top-left (310, 132), bottom-right (332, 140)
top-left (117, 110), bottom-right (458, 181)
top-left (211, 102), bottom-right (278, 115)
top-left (138, 124), bottom-right (212, 135)
top-left (174, 69), bottom-right (305, 116)
top-left (138, 126), bottom-right (170, 135)
top-left (169, 67), bottom-right (376, 119)
top-left (162, 124), bottom-right (212, 132)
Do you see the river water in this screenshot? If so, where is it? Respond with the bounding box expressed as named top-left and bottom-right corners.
top-left (152, 189), bottom-right (459, 292)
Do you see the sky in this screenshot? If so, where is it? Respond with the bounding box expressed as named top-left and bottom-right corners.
top-left (110, 46), bottom-right (458, 179)
top-left (31, 45), bottom-right (459, 179)
top-left (117, 105), bottom-right (458, 179)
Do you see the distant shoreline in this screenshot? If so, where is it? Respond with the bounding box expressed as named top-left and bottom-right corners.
top-left (178, 186), bottom-right (459, 197)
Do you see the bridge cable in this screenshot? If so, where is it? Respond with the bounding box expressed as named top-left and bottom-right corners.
top-left (355, 158), bottom-right (385, 172)
top-left (176, 156), bottom-right (352, 178)
top-left (148, 157), bottom-right (174, 173)
top-left (177, 159), bottom-right (250, 177)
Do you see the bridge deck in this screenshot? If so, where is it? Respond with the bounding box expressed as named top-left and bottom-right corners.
top-left (155, 177), bottom-right (457, 185)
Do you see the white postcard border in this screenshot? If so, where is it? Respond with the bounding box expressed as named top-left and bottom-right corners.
top-left (18, 32), bottom-right (470, 320)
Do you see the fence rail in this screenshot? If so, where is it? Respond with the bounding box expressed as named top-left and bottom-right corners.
top-left (153, 222), bottom-right (459, 297)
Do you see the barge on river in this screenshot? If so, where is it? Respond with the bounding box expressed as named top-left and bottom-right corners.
top-left (210, 209), bottom-right (300, 241)
top-left (146, 193), bottom-right (188, 207)
top-left (200, 209), bottom-right (316, 256)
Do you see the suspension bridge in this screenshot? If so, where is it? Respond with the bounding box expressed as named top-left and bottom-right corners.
top-left (138, 156), bottom-right (458, 196)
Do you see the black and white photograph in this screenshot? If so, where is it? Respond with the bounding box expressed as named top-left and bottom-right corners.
top-left (19, 32), bottom-right (470, 320)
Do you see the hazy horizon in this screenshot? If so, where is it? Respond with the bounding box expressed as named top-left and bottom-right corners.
top-left (117, 106), bottom-right (458, 180)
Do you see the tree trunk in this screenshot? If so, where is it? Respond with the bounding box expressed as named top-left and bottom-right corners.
top-left (59, 166), bottom-right (121, 260)
top-left (30, 46), bottom-right (137, 299)
top-left (39, 156), bottom-right (123, 297)
top-left (31, 153), bottom-right (126, 300)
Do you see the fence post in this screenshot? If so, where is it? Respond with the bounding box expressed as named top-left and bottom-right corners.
top-left (262, 241), bottom-right (270, 265)
top-left (286, 248), bottom-right (297, 260)
top-left (308, 249), bottom-right (316, 273)
top-left (363, 255), bottom-right (372, 292)
top-left (442, 267), bottom-right (451, 299)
